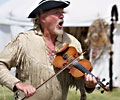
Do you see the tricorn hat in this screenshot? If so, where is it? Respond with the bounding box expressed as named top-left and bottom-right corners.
top-left (28, 0), bottom-right (70, 18)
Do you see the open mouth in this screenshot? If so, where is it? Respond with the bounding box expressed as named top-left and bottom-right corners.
top-left (58, 20), bottom-right (63, 29)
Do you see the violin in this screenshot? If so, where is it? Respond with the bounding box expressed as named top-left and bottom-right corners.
top-left (21, 44), bottom-right (109, 100)
top-left (53, 43), bottom-right (110, 92)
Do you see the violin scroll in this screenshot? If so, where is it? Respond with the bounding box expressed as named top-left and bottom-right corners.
top-left (96, 78), bottom-right (110, 93)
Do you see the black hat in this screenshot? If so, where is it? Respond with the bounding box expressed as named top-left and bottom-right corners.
top-left (28, 0), bottom-right (70, 18)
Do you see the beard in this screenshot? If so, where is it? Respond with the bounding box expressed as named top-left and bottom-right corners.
top-left (53, 27), bottom-right (64, 35)
top-left (53, 19), bottom-right (64, 35)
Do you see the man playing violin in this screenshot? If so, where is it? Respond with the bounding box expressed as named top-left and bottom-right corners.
top-left (0, 0), bottom-right (97, 100)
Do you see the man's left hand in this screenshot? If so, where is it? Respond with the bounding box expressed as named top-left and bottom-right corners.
top-left (84, 73), bottom-right (98, 88)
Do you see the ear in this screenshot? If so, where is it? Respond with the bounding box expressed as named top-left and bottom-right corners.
top-left (40, 14), bottom-right (46, 23)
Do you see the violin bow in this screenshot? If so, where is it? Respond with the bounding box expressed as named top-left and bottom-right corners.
top-left (21, 50), bottom-right (87, 100)
top-left (109, 4), bottom-right (118, 91)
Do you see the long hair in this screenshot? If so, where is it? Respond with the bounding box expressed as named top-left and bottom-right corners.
top-left (32, 13), bottom-right (42, 29)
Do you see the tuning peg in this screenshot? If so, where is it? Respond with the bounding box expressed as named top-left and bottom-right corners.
top-left (101, 90), bottom-right (104, 94)
top-left (102, 78), bottom-right (106, 82)
top-left (106, 82), bottom-right (109, 85)
top-left (96, 86), bottom-right (101, 90)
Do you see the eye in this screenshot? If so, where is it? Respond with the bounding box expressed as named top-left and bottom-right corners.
top-left (54, 11), bottom-right (60, 15)
top-left (53, 11), bottom-right (65, 16)
top-left (62, 11), bottom-right (66, 14)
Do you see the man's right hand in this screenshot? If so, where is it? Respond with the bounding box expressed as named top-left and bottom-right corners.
top-left (15, 82), bottom-right (36, 98)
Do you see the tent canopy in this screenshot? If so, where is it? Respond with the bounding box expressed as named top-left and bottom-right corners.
top-left (0, 0), bottom-right (120, 27)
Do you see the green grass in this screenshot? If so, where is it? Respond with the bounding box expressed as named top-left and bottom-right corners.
top-left (67, 87), bottom-right (120, 100)
top-left (86, 88), bottom-right (120, 100)
top-left (0, 86), bottom-right (120, 100)
top-left (0, 86), bottom-right (14, 100)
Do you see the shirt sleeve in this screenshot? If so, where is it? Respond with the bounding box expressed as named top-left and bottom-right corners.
top-left (85, 86), bottom-right (95, 93)
top-left (71, 35), bottom-right (84, 59)
top-left (0, 35), bottom-right (21, 91)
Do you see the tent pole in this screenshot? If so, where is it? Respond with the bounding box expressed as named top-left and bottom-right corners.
top-left (109, 4), bottom-right (118, 91)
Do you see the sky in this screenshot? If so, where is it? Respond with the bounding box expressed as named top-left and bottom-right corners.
top-left (0, 0), bottom-right (8, 5)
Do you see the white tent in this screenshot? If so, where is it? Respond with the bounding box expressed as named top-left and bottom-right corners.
top-left (0, 0), bottom-right (120, 88)
top-left (1, 0), bottom-right (120, 26)
top-left (0, 0), bottom-right (120, 49)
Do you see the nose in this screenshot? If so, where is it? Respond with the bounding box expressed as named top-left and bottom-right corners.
top-left (59, 13), bottom-right (64, 19)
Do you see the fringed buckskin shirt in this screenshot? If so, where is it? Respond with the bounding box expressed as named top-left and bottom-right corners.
top-left (0, 28), bottom-right (90, 100)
